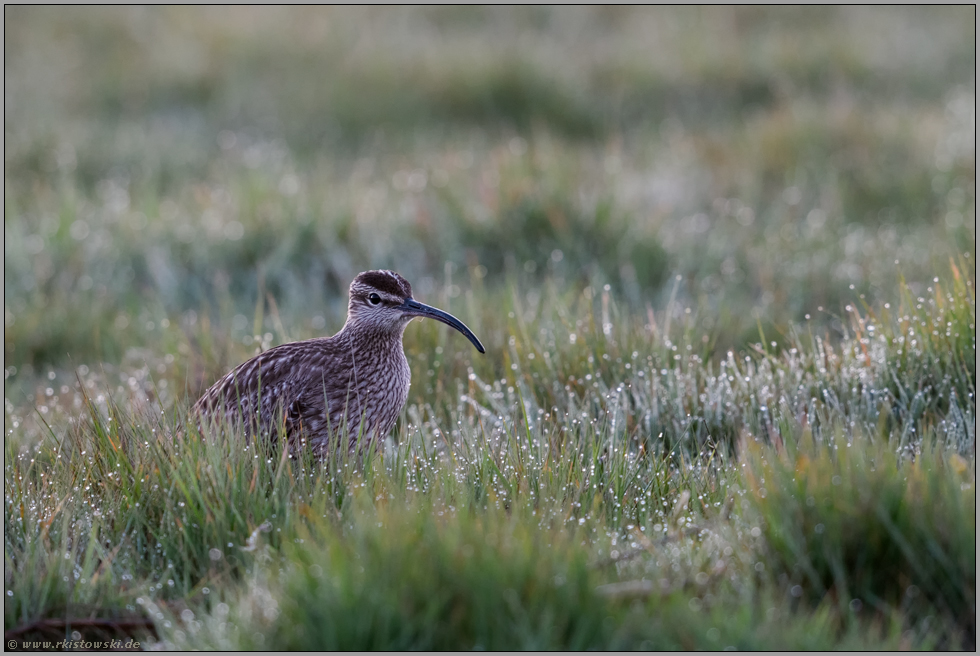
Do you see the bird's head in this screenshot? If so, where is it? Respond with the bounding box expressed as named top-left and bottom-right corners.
top-left (346, 270), bottom-right (485, 353)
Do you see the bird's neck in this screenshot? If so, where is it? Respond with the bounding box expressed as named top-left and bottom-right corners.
top-left (336, 319), bottom-right (407, 351)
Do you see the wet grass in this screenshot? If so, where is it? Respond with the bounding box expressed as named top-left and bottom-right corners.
top-left (4, 265), bottom-right (975, 649)
top-left (4, 6), bottom-right (976, 651)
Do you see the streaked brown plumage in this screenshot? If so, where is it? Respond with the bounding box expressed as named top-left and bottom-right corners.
top-left (193, 270), bottom-right (485, 452)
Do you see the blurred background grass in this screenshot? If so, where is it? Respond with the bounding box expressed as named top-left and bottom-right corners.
top-left (4, 6), bottom-right (975, 387)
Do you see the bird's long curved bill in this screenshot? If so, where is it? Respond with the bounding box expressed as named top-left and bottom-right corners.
top-left (402, 298), bottom-right (486, 354)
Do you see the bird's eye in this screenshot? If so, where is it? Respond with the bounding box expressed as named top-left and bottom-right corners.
top-left (368, 293), bottom-right (382, 305)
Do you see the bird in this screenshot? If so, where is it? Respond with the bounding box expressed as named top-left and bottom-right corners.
top-left (192, 270), bottom-right (485, 453)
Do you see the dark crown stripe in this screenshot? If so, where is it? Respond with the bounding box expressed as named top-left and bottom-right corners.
top-left (355, 270), bottom-right (412, 298)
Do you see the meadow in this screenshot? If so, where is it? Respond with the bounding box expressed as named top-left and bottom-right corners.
top-left (4, 6), bottom-right (976, 650)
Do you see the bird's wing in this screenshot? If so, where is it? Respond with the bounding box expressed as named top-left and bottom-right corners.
top-left (193, 338), bottom-right (353, 440)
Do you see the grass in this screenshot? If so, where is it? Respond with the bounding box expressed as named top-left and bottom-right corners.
top-left (744, 427), bottom-right (975, 638)
top-left (4, 6), bottom-right (976, 651)
top-left (5, 267), bottom-right (975, 649)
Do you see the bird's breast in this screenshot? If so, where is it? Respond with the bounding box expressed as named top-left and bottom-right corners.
top-left (347, 344), bottom-right (411, 439)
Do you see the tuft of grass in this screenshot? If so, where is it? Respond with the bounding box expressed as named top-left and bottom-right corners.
top-left (742, 426), bottom-right (975, 648)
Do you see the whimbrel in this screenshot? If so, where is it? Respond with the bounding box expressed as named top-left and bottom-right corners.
top-left (193, 270), bottom-right (485, 452)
